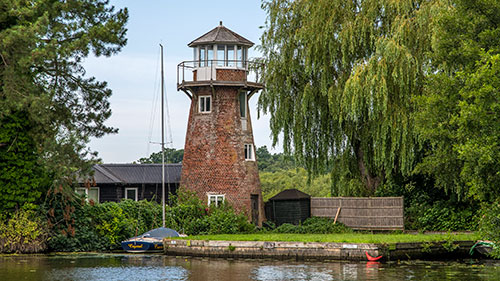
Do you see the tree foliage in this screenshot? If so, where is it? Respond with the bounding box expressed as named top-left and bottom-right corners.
top-left (0, 0), bottom-right (128, 193)
top-left (259, 0), bottom-right (433, 195)
top-left (0, 111), bottom-right (51, 212)
top-left (255, 145), bottom-right (295, 172)
top-left (416, 0), bottom-right (500, 201)
top-left (137, 148), bottom-right (184, 164)
top-left (260, 168), bottom-right (331, 201)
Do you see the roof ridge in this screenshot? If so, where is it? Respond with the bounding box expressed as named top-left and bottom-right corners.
top-left (95, 164), bottom-right (124, 183)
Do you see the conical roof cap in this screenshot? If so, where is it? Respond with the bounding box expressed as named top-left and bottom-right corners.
top-left (188, 21), bottom-right (254, 47)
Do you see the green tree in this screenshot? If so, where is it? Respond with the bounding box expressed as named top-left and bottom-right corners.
top-left (137, 148), bottom-right (184, 164)
top-left (415, 0), bottom-right (500, 201)
top-left (255, 146), bottom-right (295, 172)
top-left (0, 1), bottom-right (128, 193)
top-left (0, 112), bottom-right (51, 213)
top-left (260, 168), bottom-right (331, 201)
top-left (259, 0), bottom-right (433, 195)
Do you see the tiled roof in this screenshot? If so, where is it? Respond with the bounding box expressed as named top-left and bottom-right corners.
top-left (269, 189), bottom-right (311, 201)
top-left (88, 163), bottom-right (182, 184)
top-left (188, 21), bottom-right (254, 47)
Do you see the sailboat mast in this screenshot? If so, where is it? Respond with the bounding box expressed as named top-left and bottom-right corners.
top-left (160, 44), bottom-right (165, 228)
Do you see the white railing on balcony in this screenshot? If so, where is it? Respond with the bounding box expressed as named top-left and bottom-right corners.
top-left (177, 60), bottom-right (264, 85)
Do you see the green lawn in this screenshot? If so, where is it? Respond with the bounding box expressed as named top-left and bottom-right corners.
top-left (174, 233), bottom-right (479, 244)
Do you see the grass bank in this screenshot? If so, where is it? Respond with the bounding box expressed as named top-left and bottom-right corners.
top-left (174, 232), bottom-right (479, 244)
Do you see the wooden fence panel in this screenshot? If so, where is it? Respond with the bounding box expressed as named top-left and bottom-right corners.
top-left (310, 197), bottom-right (404, 230)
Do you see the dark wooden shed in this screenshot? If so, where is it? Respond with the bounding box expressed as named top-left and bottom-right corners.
top-left (265, 189), bottom-right (311, 226)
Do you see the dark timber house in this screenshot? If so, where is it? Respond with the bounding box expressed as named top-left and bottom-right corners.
top-left (266, 189), bottom-right (311, 226)
top-left (78, 163), bottom-right (182, 203)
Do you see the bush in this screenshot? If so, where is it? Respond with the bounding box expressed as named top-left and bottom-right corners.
top-left (479, 201), bottom-right (500, 258)
top-left (47, 198), bottom-right (163, 252)
top-left (405, 201), bottom-right (478, 231)
top-left (0, 205), bottom-right (49, 253)
top-left (271, 217), bottom-right (352, 234)
top-left (165, 191), bottom-right (255, 235)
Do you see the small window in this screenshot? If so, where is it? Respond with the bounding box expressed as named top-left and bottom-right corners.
top-left (199, 47), bottom-right (206, 67)
top-left (207, 194), bottom-right (225, 207)
top-left (239, 92), bottom-right (247, 118)
top-left (75, 187), bottom-right (99, 203)
top-left (207, 45), bottom-right (214, 66)
top-left (217, 45), bottom-right (225, 66)
top-left (244, 144), bottom-right (255, 161)
top-left (227, 45), bottom-right (235, 67)
top-left (125, 187), bottom-right (138, 201)
top-left (199, 95), bottom-right (211, 113)
top-left (237, 46), bottom-right (243, 68)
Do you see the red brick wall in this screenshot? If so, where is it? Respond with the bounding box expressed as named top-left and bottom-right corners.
top-left (180, 82), bottom-right (264, 225)
top-left (216, 69), bottom-right (246, 81)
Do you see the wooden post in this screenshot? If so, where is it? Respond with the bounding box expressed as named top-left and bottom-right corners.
top-left (334, 207), bottom-right (341, 224)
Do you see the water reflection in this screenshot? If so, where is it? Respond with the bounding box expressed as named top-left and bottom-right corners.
top-left (0, 254), bottom-right (499, 281)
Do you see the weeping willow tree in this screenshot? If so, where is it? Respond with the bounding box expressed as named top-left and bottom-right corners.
top-left (259, 0), bottom-right (435, 195)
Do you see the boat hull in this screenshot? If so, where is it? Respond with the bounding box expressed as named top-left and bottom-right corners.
top-left (121, 240), bottom-right (163, 253)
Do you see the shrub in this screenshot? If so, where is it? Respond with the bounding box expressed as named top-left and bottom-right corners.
top-left (479, 201), bottom-right (500, 258)
top-left (0, 205), bottom-right (49, 253)
top-left (405, 201), bottom-right (479, 231)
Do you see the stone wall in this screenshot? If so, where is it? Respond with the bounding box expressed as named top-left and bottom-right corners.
top-left (164, 239), bottom-right (476, 261)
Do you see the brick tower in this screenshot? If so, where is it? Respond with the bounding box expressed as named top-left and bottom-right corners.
top-left (177, 22), bottom-right (264, 225)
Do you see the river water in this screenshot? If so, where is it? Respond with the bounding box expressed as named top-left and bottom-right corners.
top-left (1, 254), bottom-right (499, 281)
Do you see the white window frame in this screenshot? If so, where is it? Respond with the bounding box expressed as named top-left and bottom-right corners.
top-left (75, 187), bottom-right (99, 203)
top-left (125, 187), bottom-right (138, 201)
top-left (207, 193), bottom-right (225, 207)
top-left (199, 95), bottom-right (211, 113)
top-left (244, 144), bottom-right (255, 161)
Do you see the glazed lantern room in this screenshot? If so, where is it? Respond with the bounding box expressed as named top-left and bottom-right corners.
top-left (189, 21), bottom-right (252, 69)
top-left (177, 22), bottom-right (264, 92)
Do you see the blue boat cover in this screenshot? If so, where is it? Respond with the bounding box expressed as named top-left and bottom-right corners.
top-left (141, 227), bottom-right (179, 238)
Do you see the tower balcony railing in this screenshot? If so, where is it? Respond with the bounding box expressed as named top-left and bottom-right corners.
top-left (177, 60), bottom-right (264, 91)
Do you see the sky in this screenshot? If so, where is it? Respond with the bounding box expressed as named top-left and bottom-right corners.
top-left (85, 0), bottom-right (279, 163)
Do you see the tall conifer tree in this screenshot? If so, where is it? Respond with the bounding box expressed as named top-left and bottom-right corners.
top-left (0, 0), bottom-right (128, 206)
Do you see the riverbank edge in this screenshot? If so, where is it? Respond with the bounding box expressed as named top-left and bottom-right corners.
top-left (163, 239), bottom-right (477, 261)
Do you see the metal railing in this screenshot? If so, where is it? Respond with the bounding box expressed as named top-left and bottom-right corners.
top-left (177, 60), bottom-right (264, 86)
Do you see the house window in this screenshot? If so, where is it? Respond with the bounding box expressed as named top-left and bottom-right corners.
top-left (125, 187), bottom-right (138, 201)
top-left (199, 95), bottom-right (211, 113)
top-left (207, 194), bottom-right (225, 207)
top-left (75, 187), bottom-right (99, 203)
top-left (244, 144), bottom-right (255, 161)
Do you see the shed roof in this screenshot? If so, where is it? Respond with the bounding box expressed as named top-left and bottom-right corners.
top-left (86, 163), bottom-right (182, 185)
top-left (188, 21), bottom-right (254, 47)
top-left (269, 189), bottom-right (311, 201)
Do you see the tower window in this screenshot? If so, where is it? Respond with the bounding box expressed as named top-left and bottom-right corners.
top-left (208, 194), bottom-right (225, 207)
top-left (244, 144), bottom-right (255, 161)
top-left (199, 96), bottom-right (211, 113)
top-left (239, 92), bottom-right (247, 118)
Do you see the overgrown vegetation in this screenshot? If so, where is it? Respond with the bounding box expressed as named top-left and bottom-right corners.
top-left (0, 191), bottom-right (256, 253)
top-left (479, 200), bottom-right (500, 259)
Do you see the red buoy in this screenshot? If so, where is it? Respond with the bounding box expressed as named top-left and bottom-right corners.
top-left (365, 251), bottom-right (383, 261)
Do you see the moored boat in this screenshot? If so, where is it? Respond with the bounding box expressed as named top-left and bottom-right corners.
top-left (121, 227), bottom-right (179, 253)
